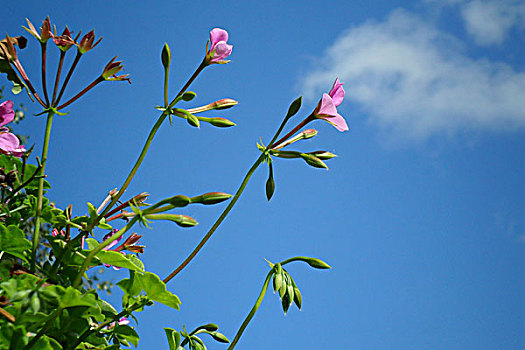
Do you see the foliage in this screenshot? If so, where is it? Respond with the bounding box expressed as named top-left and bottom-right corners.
top-left (0, 17), bottom-right (348, 349)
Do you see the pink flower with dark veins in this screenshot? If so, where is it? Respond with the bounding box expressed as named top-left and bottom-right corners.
top-left (313, 78), bottom-right (349, 132)
top-left (207, 28), bottom-right (233, 63)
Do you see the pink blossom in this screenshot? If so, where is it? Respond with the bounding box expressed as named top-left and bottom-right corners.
top-left (313, 78), bottom-right (349, 132)
top-left (102, 229), bottom-right (124, 270)
top-left (0, 101), bottom-right (25, 157)
top-left (0, 101), bottom-right (14, 127)
top-left (207, 28), bottom-right (233, 63)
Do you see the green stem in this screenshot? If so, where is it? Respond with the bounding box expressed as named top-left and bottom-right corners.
top-left (30, 111), bottom-right (54, 272)
top-left (163, 63), bottom-right (169, 107)
top-left (92, 61), bottom-right (208, 228)
top-left (163, 153), bottom-right (265, 283)
top-left (228, 271), bottom-right (273, 350)
top-left (162, 98), bottom-right (297, 283)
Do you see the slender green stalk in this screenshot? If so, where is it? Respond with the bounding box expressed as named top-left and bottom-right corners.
top-left (93, 61), bottom-right (208, 227)
top-left (30, 111), bottom-right (54, 272)
top-left (163, 153), bottom-right (265, 283)
top-left (163, 60), bottom-right (169, 107)
top-left (163, 103), bottom-right (296, 283)
top-left (228, 271), bottom-right (273, 349)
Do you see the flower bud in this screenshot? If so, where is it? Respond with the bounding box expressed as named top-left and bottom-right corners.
top-left (308, 151), bottom-right (337, 160)
top-left (304, 257), bottom-right (331, 269)
top-left (293, 286), bottom-right (302, 310)
top-left (209, 117), bottom-right (236, 128)
top-left (187, 98), bottom-right (238, 114)
top-left (300, 154), bottom-right (328, 169)
top-left (186, 113), bottom-right (200, 128)
top-left (145, 213), bottom-right (197, 227)
top-left (52, 26), bottom-right (76, 51)
top-left (191, 192), bottom-right (232, 205)
top-left (23, 18), bottom-right (52, 43)
top-left (272, 128), bottom-right (318, 150)
top-left (78, 30), bottom-right (102, 54)
top-left (161, 43), bottom-right (171, 69)
top-left (168, 195), bottom-right (191, 208)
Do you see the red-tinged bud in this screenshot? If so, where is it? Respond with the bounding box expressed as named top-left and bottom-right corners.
top-left (23, 18), bottom-right (52, 43)
top-left (115, 233), bottom-right (145, 254)
top-left (78, 30), bottom-right (102, 54)
top-left (209, 117), bottom-right (236, 128)
top-left (191, 192), bottom-right (232, 205)
top-left (53, 26), bottom-right (76, 51)
top-left (272, 128), bottom-right (318, 150)
top-left (41, 17), bottom-right (52, 42)
top-left (131, 192), bottom-right (149, 205)
top-left (187, 98), bottom-right (238, 114)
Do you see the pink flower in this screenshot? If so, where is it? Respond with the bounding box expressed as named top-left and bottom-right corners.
top-left (207, 28), bottom-right (233, 63)
top-left (0, 101), bottom-right (25, 157)
top-left (0, 101), bottom-right (14, 127)
top-left (102, 229), bottom-right (124, 270)
top-left (313, 78), bottom-right (349, 132)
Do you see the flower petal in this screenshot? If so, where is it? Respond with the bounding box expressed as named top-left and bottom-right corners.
top-left (0, 132), bottom-right (21, 152)
top-left (210, 28), bottom-right (229, 50)
top-left (0, 101), bottom-right (14, 127)
top-left (328, 78), bottom-right (345, 107)
top-left (211, 41), bottom-right (233, 62)
top-left (316, 94), bottom-right (349, 132)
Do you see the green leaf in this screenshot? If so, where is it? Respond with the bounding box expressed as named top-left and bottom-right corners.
top-left (117, 272), bottom-right (144, 297)
top-left (0, 224), bottom-right (31, 261)
top-left (139, 272), bottom-right (181, 310)
top-left (285, 96), bottom-right (302, 119)
top-left (87, 202), bottom-right (98, 219)
top-left (59, 287), bottom-right (99, 309)
top-left (115, 325), bottom-right (140, 348)
top-left (95, 250), bottom-right (145, 272)
top-left (164, 328), bottom-right (181, 350)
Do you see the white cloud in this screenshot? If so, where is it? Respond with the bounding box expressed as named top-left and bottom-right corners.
top-left (300, 9), bottom-right (525, 141)
top-left (461, 0), bottom-right (525, 45)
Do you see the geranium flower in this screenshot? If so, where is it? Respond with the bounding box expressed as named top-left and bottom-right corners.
top-left (206, 28), bottom-right (233, 63)
top-left (313, 78), bottom-right (349, 132)
top-left (0, 100), bottom-right (25, 157)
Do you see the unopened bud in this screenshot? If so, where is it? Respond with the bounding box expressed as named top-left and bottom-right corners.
top-left (304, 257), bottom-right (331, 269)
top-left (187, 98), bottom-right (238, 114)
top-left (161, 43), bottom-right (171, 69)
top-left (308, 151), bottom-right (337, 160)
top-left (186, 113), bottom-right (200, 128)
top-left (78, 30), bottom-right (102, 54)
top-left (192, 192), bottom-right (232, 205)
top-left (300, 154), bottom-right (328, 169)
top-left (168, 195), bottom-right (191, 208)
top-left (145, 213), bottom-right (197, 227)
top-left (209, 117), bottom-right (236, 128)
top-left (272, 128), bottom-right (318, 150)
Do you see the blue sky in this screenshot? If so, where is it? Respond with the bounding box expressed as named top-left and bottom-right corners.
top-left (2, 0), bottom-right (524, 349)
